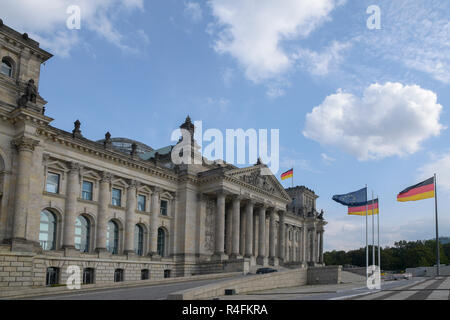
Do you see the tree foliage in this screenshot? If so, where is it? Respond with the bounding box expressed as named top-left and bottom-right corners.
top-left (324, 240), bottom-right (450, 272)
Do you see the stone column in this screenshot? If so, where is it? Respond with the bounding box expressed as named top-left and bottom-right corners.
top-left (268, 209), bottom-right (278, 266)
top-left (124, 180), bottom-right (137, 255)
top-left (244, 200), bottom-right (254, 258)
top-left (239, 208), bottom-right (246, 256)
top-left (319, 231), bottom-right (324, 264)
top-left (230, 196), bottom-right (241, 259)
top-left (257, 205), bottom-right (267, 265)
top-left (278, 211), bottom-right (286, 262)
top-left (62, 162), bottom-right (81, 250)
top-left (225, 205), bottom-right (233, 256)
top-left (213, 192), bottom-right (227, 260)
top-left (302, 226), bottom-right (307, 264)
top-left (11, 137), bottom-right (39, 247)
top-left (149, 187), bottom-right (161, 258)
top-left (96, 172), bottom-right (111, 252)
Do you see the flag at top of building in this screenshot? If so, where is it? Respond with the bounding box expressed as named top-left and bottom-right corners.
top-left (332, 187), bottom-right (367, 207)
top-left (281, 168), bottom-right (293, 180)
top-left (397, 177), bottom-right (435, 202)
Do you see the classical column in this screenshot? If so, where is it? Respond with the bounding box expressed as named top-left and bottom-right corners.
top-left (124, 180), bottom-right (137, 255)
top-left (302, 226), bottom-right (307, 264)
top-left (244, 199), bottom-right (254, 258)
top-left (239, 208), bottom-right (246, 256)
top-left (11, 137), bottom-right (39, 244)
top-left (62, 162), bottom-right (81, 249)
top-left (213, 192), bottom-right (227, 260)
top-left (230, 196), bottom-right (241, 259)
top-left (149, 187), bottom-right (161, 258)
top-left (268, 209), bottom-right (278, 265)
top-left (319, 231), bottom-right (324, 264)
top-left (278, 211), bottom-right (286, 262)
top-left (225, 205), bottom-right (233, 256)
top-left (257, 205), bottom-right (268, 265)
top-left (96, 171), bottom-right (111, 252)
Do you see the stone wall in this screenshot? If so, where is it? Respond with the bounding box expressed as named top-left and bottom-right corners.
top-left (343, 267), bottom-right (367, 277)
top-left (307, 265), bottom-right (341, 285)
top-left (168, 268), bottom-right (308, 300)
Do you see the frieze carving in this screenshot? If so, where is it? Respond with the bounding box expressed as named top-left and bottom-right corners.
top-left (239, 170), bottom-right (276, 194)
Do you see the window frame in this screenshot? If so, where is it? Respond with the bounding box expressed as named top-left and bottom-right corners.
top-left (137, 194), bottom-right (146, 212)
top-left (1, 58), bottom-right (13, 77)
top-left (111, 188), bottom-right (122, 207)
top-left (39, 209), bottom-right (57, 251)
top-left (106, 220), bottom-right (119, 254)
top-left (160, 200), bottom-right (168, 216)
top-left (74, 215), bottom-right (91, 253)
top-left (82, 180), bottom-right (94, 201)
top-left (45, 172), bottom-right (61, 194)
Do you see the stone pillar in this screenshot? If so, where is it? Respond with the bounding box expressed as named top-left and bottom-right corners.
top-left (149, 187), bottom-right (161, 258)
top-left (96, 172), bottom-right (111, 252)
top-left (239, 208), bottom-right (246, 256)
top-left (244, 200), bottom-right (254, 258)
top-left (302, 226), bottom-right (307, 264)
top-left (268, 209), bottom-right (278, 266)
top-left (257, 205), bottom-right (268, 265)
top-left (62, 162), bottom-right (81, 250)
top-left (11, 137), bottom-right (39, 249)
top-left (278, 211), bottom-right (286, 262)
top-left (319, 231), bottom-right (324, 264)
top-left (225, 205), bottom-right (233, 256)
top-left (230, 196), bottom-right (241, 259)
top-left (124, 180), bottom-right (137, 255)
top-left (213, 192), bottom-right (227, 260)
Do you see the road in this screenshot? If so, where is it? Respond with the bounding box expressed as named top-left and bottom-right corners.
top-left (27, 276), bottom-right (245, 300)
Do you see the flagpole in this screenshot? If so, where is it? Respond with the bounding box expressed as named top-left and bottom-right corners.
top-left (292, 167), bottom-right (294, 188)
top-left (434, 173), bottom-right (440, 276)
top-left (372, 190), bottom-right (375, 267)
top-left (377, 195), bottom-right (381, 271)
top-left (365, 185), bottom-right (368, 281)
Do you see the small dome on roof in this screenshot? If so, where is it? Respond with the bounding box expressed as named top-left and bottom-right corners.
top-left (96, 137), bottom-right (153, 155)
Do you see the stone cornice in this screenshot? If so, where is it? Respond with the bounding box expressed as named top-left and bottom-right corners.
top-left (37, 126), bottom-right (179, 184)
top-left (11, 135), bottom-right (39, 152)
top-left (7, 107), bottom-right (53, 127)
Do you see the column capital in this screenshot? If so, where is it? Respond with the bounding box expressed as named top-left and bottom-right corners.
top-left (100, 171), bottom-right (113, 183)
top-left (231, 194), bottom-right (242, 202)
top-left (68, 161), bottom-right (82, 174)
top-left (11, 136), bottom-right (39, 152)
top-left (153, 186), bottom-right (162, 194)
top-left (128, 179), bottom-right (139, 190)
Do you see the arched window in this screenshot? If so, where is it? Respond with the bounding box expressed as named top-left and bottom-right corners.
top-left (1, 58), bottom-right (13, 77)
top-left (157, 228), bottom-right (166, 257)
top-left (39, 209), bottom-right (57, 250)
top-left (134, 225), bottom-right (144, 256)
top-left (107, 220), bottom-right (119, 254)
top-left (75, 215), bottom-right (90, 253)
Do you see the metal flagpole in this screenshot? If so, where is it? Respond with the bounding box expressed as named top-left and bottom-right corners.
top-left (372, 190), bottom-right (375, 267)
top-left (292, 168), bottom-right (294, 188)
top-left (377, 195), bottom-right (380, 270)
top-left (434, 173), bottom-right (440, 276)
top-left (365, 185), bottom-right (368, 281)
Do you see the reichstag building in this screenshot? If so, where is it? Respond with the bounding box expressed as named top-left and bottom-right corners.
top-left (0, 21), bottom-right (326, 288)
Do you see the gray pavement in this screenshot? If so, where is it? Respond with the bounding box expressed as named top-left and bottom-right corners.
top-left (27, 275), bottom-right (247, 300)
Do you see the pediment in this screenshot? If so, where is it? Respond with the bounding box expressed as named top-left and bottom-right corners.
top-left (225, 165), bottom-right (291, 202)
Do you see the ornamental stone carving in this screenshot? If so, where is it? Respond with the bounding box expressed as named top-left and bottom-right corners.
top-left (11, 136), bottom-right (39, 152)
top-left (240, 170), bottom-right (276, 194)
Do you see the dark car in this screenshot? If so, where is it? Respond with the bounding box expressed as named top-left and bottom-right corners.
top-left (256, 268), bottom-right (278, 274)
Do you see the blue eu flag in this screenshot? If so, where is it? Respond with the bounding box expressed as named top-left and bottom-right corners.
top-left (332, 187), bottom-right (367, 207)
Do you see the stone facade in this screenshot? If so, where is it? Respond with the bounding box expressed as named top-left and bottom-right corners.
top-left (0, 23), bottom-right (326, 289)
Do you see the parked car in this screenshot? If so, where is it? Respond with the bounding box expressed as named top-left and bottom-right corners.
top-left (256, 268), bottom-right (278, 274)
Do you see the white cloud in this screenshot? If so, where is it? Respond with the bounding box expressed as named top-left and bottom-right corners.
top-left (294, 41), bottom-right (350, 76)
top-left (321, 153), bottom-right (336, 165)
top-left (209, 0), bottom-right (342, 83)
top-left (303, 82), bottom-right (444, 161)
top-left (184, 1), bottom-right (203, 23)
top-left (0, 0), bottom-right (145, 56)
top-left (418, 152), bottom-right (450, 193)
top-left (360, 0), bottom-right (450, 84)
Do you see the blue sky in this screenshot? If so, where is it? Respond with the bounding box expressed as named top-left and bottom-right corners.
top-left (2, 0), bottom-right (449, 251)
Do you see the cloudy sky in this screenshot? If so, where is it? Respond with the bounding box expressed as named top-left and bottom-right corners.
top-left (1, 0), bottom-right (449, 251)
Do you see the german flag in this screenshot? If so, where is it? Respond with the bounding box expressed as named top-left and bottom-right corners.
top-left (348, 199), bottom-right (379, 216)
top-left (281, 168), bottom-right (293, 180)
top-left (397, 177), bottom-right (435, 202)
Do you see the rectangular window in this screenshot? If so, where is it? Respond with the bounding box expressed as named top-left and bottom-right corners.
top-left (82, 181), bottom-right (93, 201)
top-left (138, 195), bottom-right (146, 212)
top-left (160, 200), bottom-right (168, 216)
top-left (46, 172), bottom-right (60, 194)
top-left (112, 188), bottom-right (122, 206)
